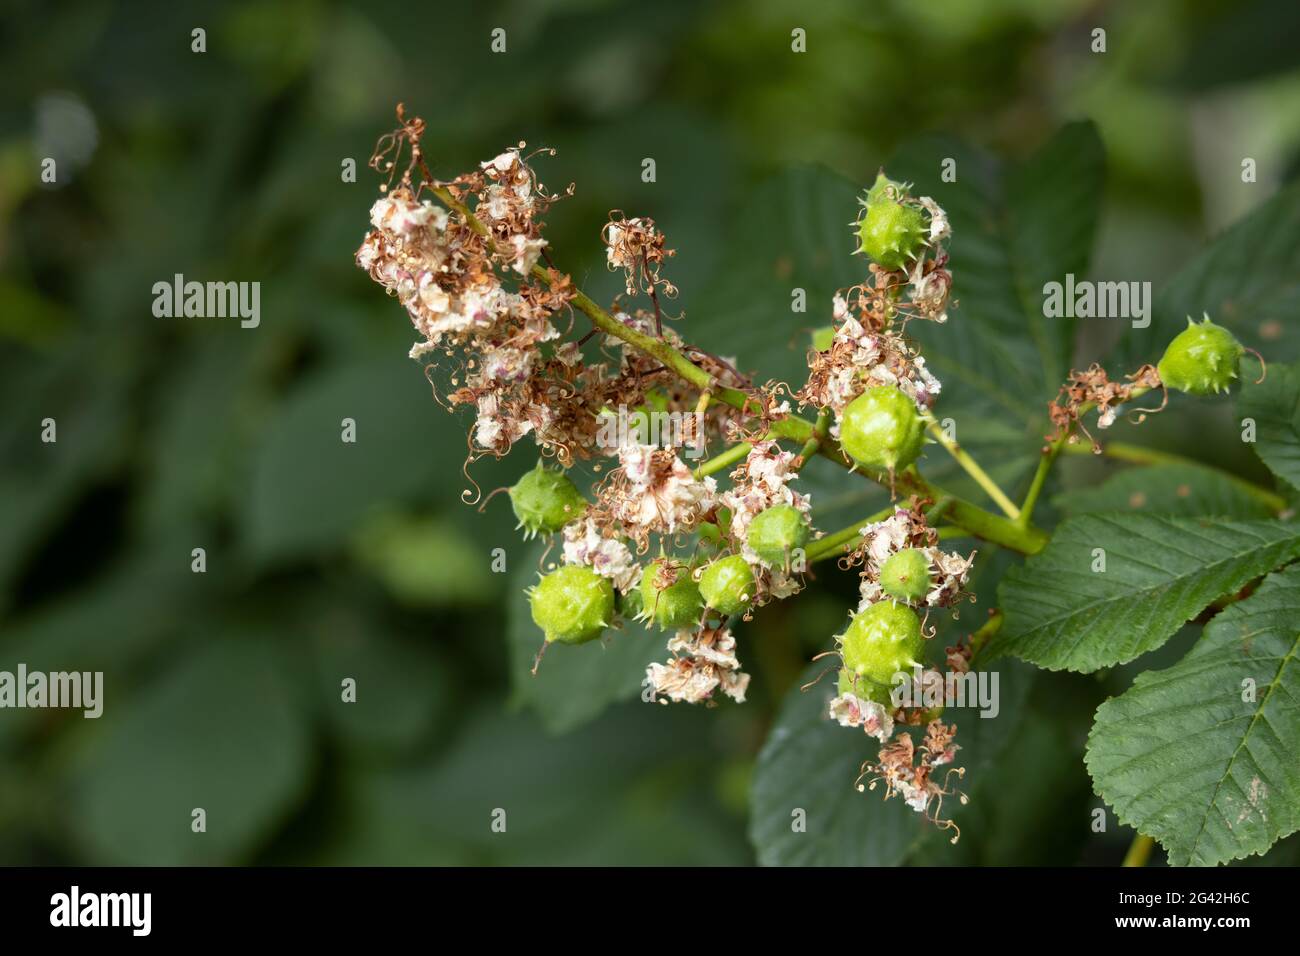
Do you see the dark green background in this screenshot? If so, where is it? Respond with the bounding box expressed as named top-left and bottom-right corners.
top-left (2, 0), bottom-right (1299, 865)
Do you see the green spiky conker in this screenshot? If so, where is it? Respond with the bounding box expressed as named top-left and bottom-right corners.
top-left (857, 174), bottom-right (927, 272)
top-left (509, 463), bottom-right (587, 536)
top-left (529, 565), bottom-right (614, 645)
top-left (698, 554), bottom-right (756, 616)
top-left (879, 548), bottom-right (932, 604)
top-left (616, 582), bottom-right (644, 621)
top-left (1156, 316), bottom-right (1245, 396)
top-left (746, 504), bottom-right (809, 567)
top-left (836, 667), bottom-right (895, 708)
top-left (839, 386), bottom-right (926, 472)
top-left (839, 601), bottom-right (924, 686)
top-left (639, 560), bottom-right (704, 630)
top-left (811, 325), bottom-right (835, 352)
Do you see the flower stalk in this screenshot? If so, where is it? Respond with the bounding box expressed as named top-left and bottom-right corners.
top-left (419, 186), bottom-right (1049, 555)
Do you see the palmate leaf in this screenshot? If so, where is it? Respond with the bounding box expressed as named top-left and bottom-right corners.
top-left (1086, 563), bottom-right (1300, 866)
top-left (883, 122), bottom-right (1105, 505)
top-left (749, 548), bottom-right (1032, 865)
top-left (889, 122), bottom-right (1105, 421)
top-left (1239, 358), bottom-right (1300, 492)
top-left (992, 514), bottom-right (1300, 672)
top-left (690, 124), bottom-right (1105, 518)
top-left (1054, 462), bottom-right (1273, 520)
top-left (1116, 180), bottom-right (1300, 370)
top-left (749, 658), bottom-right (1032, 866)
top-left (63, 640), bottom-right (311, 865)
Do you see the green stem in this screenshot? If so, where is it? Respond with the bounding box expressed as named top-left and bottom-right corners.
top-left (924, 415), bottom-right (1021, 521)
top-left (1060, 440), bottom-right (1288, 513)
top-left (968, 609), bottom-right (1004, 658)
top-left (427, 185), bottom-right (1049, 555)
top-left (1018, 443), bottom-right (1059, 527)
top-left (1122, 832), bottom-right (1155, 868)
top-left (1019, 387), bottom-right (1156, 526)
top-left (694, 441), bottom-right (755, 480)
top-left (806, 495), bottom-right (954, 566)
top-left (805, 504), bottom-right (899, 565)
top-left (794, 409), bottom-right (833, 472)
top-left (898, 470), bottom-right (1048, 554)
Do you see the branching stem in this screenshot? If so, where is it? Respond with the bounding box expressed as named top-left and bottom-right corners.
top-left (426, 185), bottom-right (1050, 555)
top-left (1122, 833), bottom-right (1155, 868)
top-left (923, 414), bottom-right (1020, 520)
top-left (1059, 440), bottom-right (1288, 513)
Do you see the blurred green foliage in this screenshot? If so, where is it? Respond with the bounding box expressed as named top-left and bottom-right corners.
top-left (2, 0), bottom-right (1299, 865)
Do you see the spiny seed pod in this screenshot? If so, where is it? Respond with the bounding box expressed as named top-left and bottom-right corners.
top-left (839, 600), bottom-right (924, 686)
top-left (746, 503), bottom-right (810, 567)
top-left (616, 582), bottom-right (644, 621)
top-left (857, 173), bottom-right (927, 272)
top-left (839, 385), bottom-right (926, 472)
top-left (509, 462), bottom-right (587, 537)
top-left (698, 554), bottom-right (756, 616)
top-left (879, 547), bottom-right (933, 603)
top-left (1156, 315), bottom-right (1245, 396)
top-left (639, 559), bottom-right (703, 631)
top-left (529, 565), bottom-right (614, 645)
top-left (837, 666), bottom-right (895, 708)
top-left (810, 325), bottom-right (835, 352)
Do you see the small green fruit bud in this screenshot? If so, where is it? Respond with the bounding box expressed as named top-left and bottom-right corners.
top-left (839, 601), bottom-right (924, 686)
top-left (1156, 315), bottom-right (1245, 396)
top-left (857, 173), bottom-right (927, 272)
top-left (837, 667), bottom-right (894, 708)
top-left (509, 463), bottom-right (587, 537)
top-left (839, 386), bottom-right (926, 472)
top-left (746, 504), bottom-right (809, 567)
top-left (879, 548), bottom-right (932, 604)
top-left (529, 565), bottom-right (614, 645)
top-left (616, 582), bottom-right (644, 621)
top-left (639, 559), bottom-right (704, 630)
top-left (698, 554), bottom-right (756, 616)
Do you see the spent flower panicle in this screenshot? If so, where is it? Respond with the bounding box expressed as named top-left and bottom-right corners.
top-left (1045, 362), bottom-right (1164, 451)
top-left (602, 213), bottom-right (678, 300)
top-left (355, 108), bottom-right (1280, 852)
top-left (354, 108), bottom-right (1181, 840)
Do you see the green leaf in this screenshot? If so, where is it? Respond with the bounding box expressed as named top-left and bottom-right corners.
top-left (688, 165), bottom-right (863, 389)
top-left (242, 356), bottom-right (465, 563)
top-left (64, 640), bottom-right (312, 865)
top-left (312, 702), bottom-right (750, 865)
top-left (1239, 359), bottom-right (1300, 492)
top-left (0, 346), bottom-right (132, 610)
top-left (890, 122), bottom-right (1105, 419)
top-left (994, 514), bottom-right (1300, 672)
top-left (1056, 463), bottom-right (1274, 519)
top-left (749, 657), bottom-right (1031, 866)
top-left (886, 123), bottom-right (1104, 506)
top-left (1087, 563), bottom-right (1300, 866)
top-left (690, 125), bottom-right (1104, 516)
top-left (505, 542), bottom-right (665, 734)
top-left (311, 621), bottom-right (450, 759)
top-left (1121, 181), bottom-right (1300, 367)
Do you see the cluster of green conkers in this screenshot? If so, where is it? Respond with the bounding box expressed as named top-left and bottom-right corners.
top-left (523, 473), bottom-right (813, 646)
